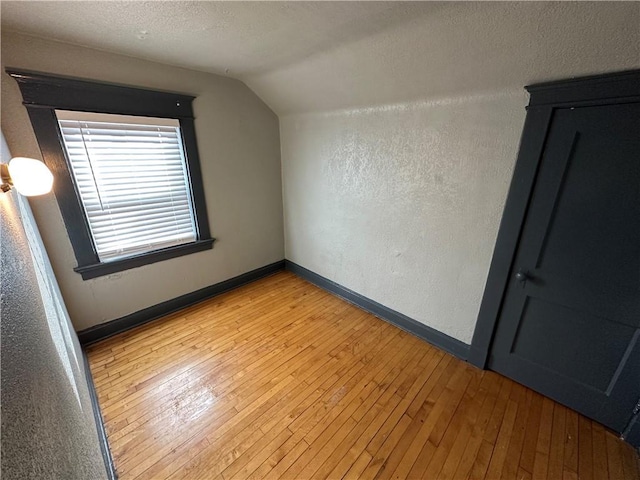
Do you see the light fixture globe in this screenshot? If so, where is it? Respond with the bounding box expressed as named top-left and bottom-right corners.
top-left (8, 157), bottom-right (53, 196)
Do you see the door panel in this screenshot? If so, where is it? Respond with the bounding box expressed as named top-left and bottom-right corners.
top-left (511, 297), bottom-right (637, 391)
top-left (489, 102), bottom-right (640, 434)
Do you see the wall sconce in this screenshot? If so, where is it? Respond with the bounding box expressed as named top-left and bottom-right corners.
top-left (1, 157), bottom-right (53, 196)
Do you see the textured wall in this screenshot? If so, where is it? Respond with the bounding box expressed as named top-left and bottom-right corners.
top-left (1, 32), bottom-right (284, 330)
top-left (1, 135), bottom-right (108, 479)
top-left (282, 92), bottom-right (524, 343)
top-left (279, 2), bottom-right (640, 344)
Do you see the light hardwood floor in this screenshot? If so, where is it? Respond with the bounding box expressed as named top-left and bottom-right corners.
top-left (87, 271), bottom-right (640, 480)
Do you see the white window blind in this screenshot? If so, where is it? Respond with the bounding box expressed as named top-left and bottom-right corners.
top-left (56, 110), bottom-right (197, 262)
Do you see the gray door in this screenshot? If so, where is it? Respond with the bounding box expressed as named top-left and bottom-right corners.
top-left (488, 102), bottom-right (640, 434)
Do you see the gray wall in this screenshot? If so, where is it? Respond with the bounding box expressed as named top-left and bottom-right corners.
top-left (275, 2), bottom-right (640, 344)
top-left (1, 135), bottom-right (108, 479)
top-left (1, 32), bottom-right (284, 331)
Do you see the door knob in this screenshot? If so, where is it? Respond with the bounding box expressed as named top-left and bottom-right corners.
top-left (515, 269), bottom-right (530, 283)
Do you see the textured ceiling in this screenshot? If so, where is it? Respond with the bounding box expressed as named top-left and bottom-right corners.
top-left (0, 1), bottom-right (441, 77)
top-left (245, 1), bottom-right (640, 113)
top-left (2, 2), bottom-right (639, 115)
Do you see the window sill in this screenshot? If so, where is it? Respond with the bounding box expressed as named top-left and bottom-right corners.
top-left (74, 238), bottom-right (215, 280)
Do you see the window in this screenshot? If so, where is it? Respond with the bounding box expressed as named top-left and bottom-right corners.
top-left (57, 111), bottom-right (198, 262)
top-left (8, 69), bottom-right (214, 279)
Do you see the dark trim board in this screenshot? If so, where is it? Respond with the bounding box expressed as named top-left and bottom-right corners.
top-left (467, 106), bottom-right (554, 368)
top-left (285, 260), bottom-right (470, 361)
top-left (623, 420), bottom-right (640, 452)
top-left (79, 258), bottom-right (470, 362)
top-left (78, 260), bottom-right (285, 345)
top-left (74, 239), bottom-right (215, 280)
top-left (82, 350), bottom-right (117, 480)
top-left (6, 68), bottom-right (196, 119)
top-left (6, 68), bottom-right (213, 280)
top-left (525, 69), bottom-right (640, 107)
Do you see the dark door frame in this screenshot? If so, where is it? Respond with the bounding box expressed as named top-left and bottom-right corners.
top-left (468, 69), bottom-right (640, 369)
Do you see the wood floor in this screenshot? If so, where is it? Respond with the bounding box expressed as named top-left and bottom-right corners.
top-left (87, 271), bottom-right (640, 480)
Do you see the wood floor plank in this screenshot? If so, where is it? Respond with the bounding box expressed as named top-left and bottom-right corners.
top-left (272, 336), bottom-right (412, 478)
top-left (464, 377), bottom-right (514, 479)
top-left (468, 440), bottom-right (495, 480)
top-left (532, 397), bottom-right (555, 480)
top-left (519, 392), bottom-right (544, 475)
top-left (606, 430), bottom-right (630, 480)
top-left (483, 389), bottom-right (521, 480)
top-left (118, 300), bottom-right (358, 432)
top-left (519, 466), bottom-right (533, 480)
top-left (577, 416), bottom-right (593, 480)
top-left (620, 439), bottom-right (640, 480)
top-left (482, 373), bottom-right (515, 445)
top-left (548, 403), bottom-right (568, 480)
top-left (315, 344), bottom-right (435, 478)
top-left (223, 334), bottom-right (410, 478)
top-left (590, 422), bottom-right (609, 480)
top-left (110, 312), bottom-right (342, 462)
top-left (91, 276), bottom-right (305, 378)
top-left (358, 414), bottom-right (413, 480)
top-left (311, 346), bottom-right (428, 480)
top-left (249, 435), bottom-right (307, 480)
top-left (144, 311), bottom-right (392, 479)
top-left (381, 363), bottom-right (473, 480)
top-left (192, 314), bottom-right (395, 476)
top-left (500, 387), bottom-right (533, 480)
top-left (85, 272), bottom-right (638, 480)
top-left (103, 295), bottom-right (331, 425)
top-left (434, 372), bottom-right (492, 480)
top-left (366, 359), bottom-right (461, 480)
top-left (342, 450), bottom-right (372, 479)
top-left (449, 374), bottom-right (502, 480)
top-left (414, 370), bottom-right (485, 479)
top-left (564, 409), bottom-right (579, 476)
top-left (120, 315), bottom-right (349, 473)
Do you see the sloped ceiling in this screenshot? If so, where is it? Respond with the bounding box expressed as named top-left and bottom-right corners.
top-left (0, 1), bottom-right (441, 76)
top-left (2, 1), bottom-right (639, 115)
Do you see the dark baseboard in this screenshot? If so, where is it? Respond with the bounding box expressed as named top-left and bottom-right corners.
top-left (284, 260), bottom-right (470, 361)
top-left (78, 260), bottom-right (285, 346)
top-left (82, 351), bottom-right (117, 480)
top-left (622, 413), bottom-right (640, 449)
top-left (467, 345), bottom-right (489, 369)
top-left (79, 257), bottom-right (469, 360)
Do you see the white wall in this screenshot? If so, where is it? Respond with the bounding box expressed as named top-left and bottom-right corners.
top-left (277, 2), bottom-right (640, 344)
top-left (281, 92), bottom-right (524, 343)
top-left (1, 32), bottom-right (284, 331)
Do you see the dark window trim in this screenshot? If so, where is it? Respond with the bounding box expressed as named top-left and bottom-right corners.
top-left (468, 69), bottom-right (640, 369)
top-left (7, 68), bottom-right (214, 280)
top-left (74, 239), bottom-right (215, 280)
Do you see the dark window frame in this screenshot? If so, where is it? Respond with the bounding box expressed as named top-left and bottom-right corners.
top-left (7, 68), bottom-right (214, 280)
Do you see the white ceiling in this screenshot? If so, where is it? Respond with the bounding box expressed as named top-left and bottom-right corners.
top-left (2, 2), bottom-right (639, 115)
top-left (245, 1), bottom-right (640, 114)
top-left (0, 1), bottom-right (441, 77)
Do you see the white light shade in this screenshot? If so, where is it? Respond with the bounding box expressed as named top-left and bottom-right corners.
top-left (8, 157), bottom-right (53, 196)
